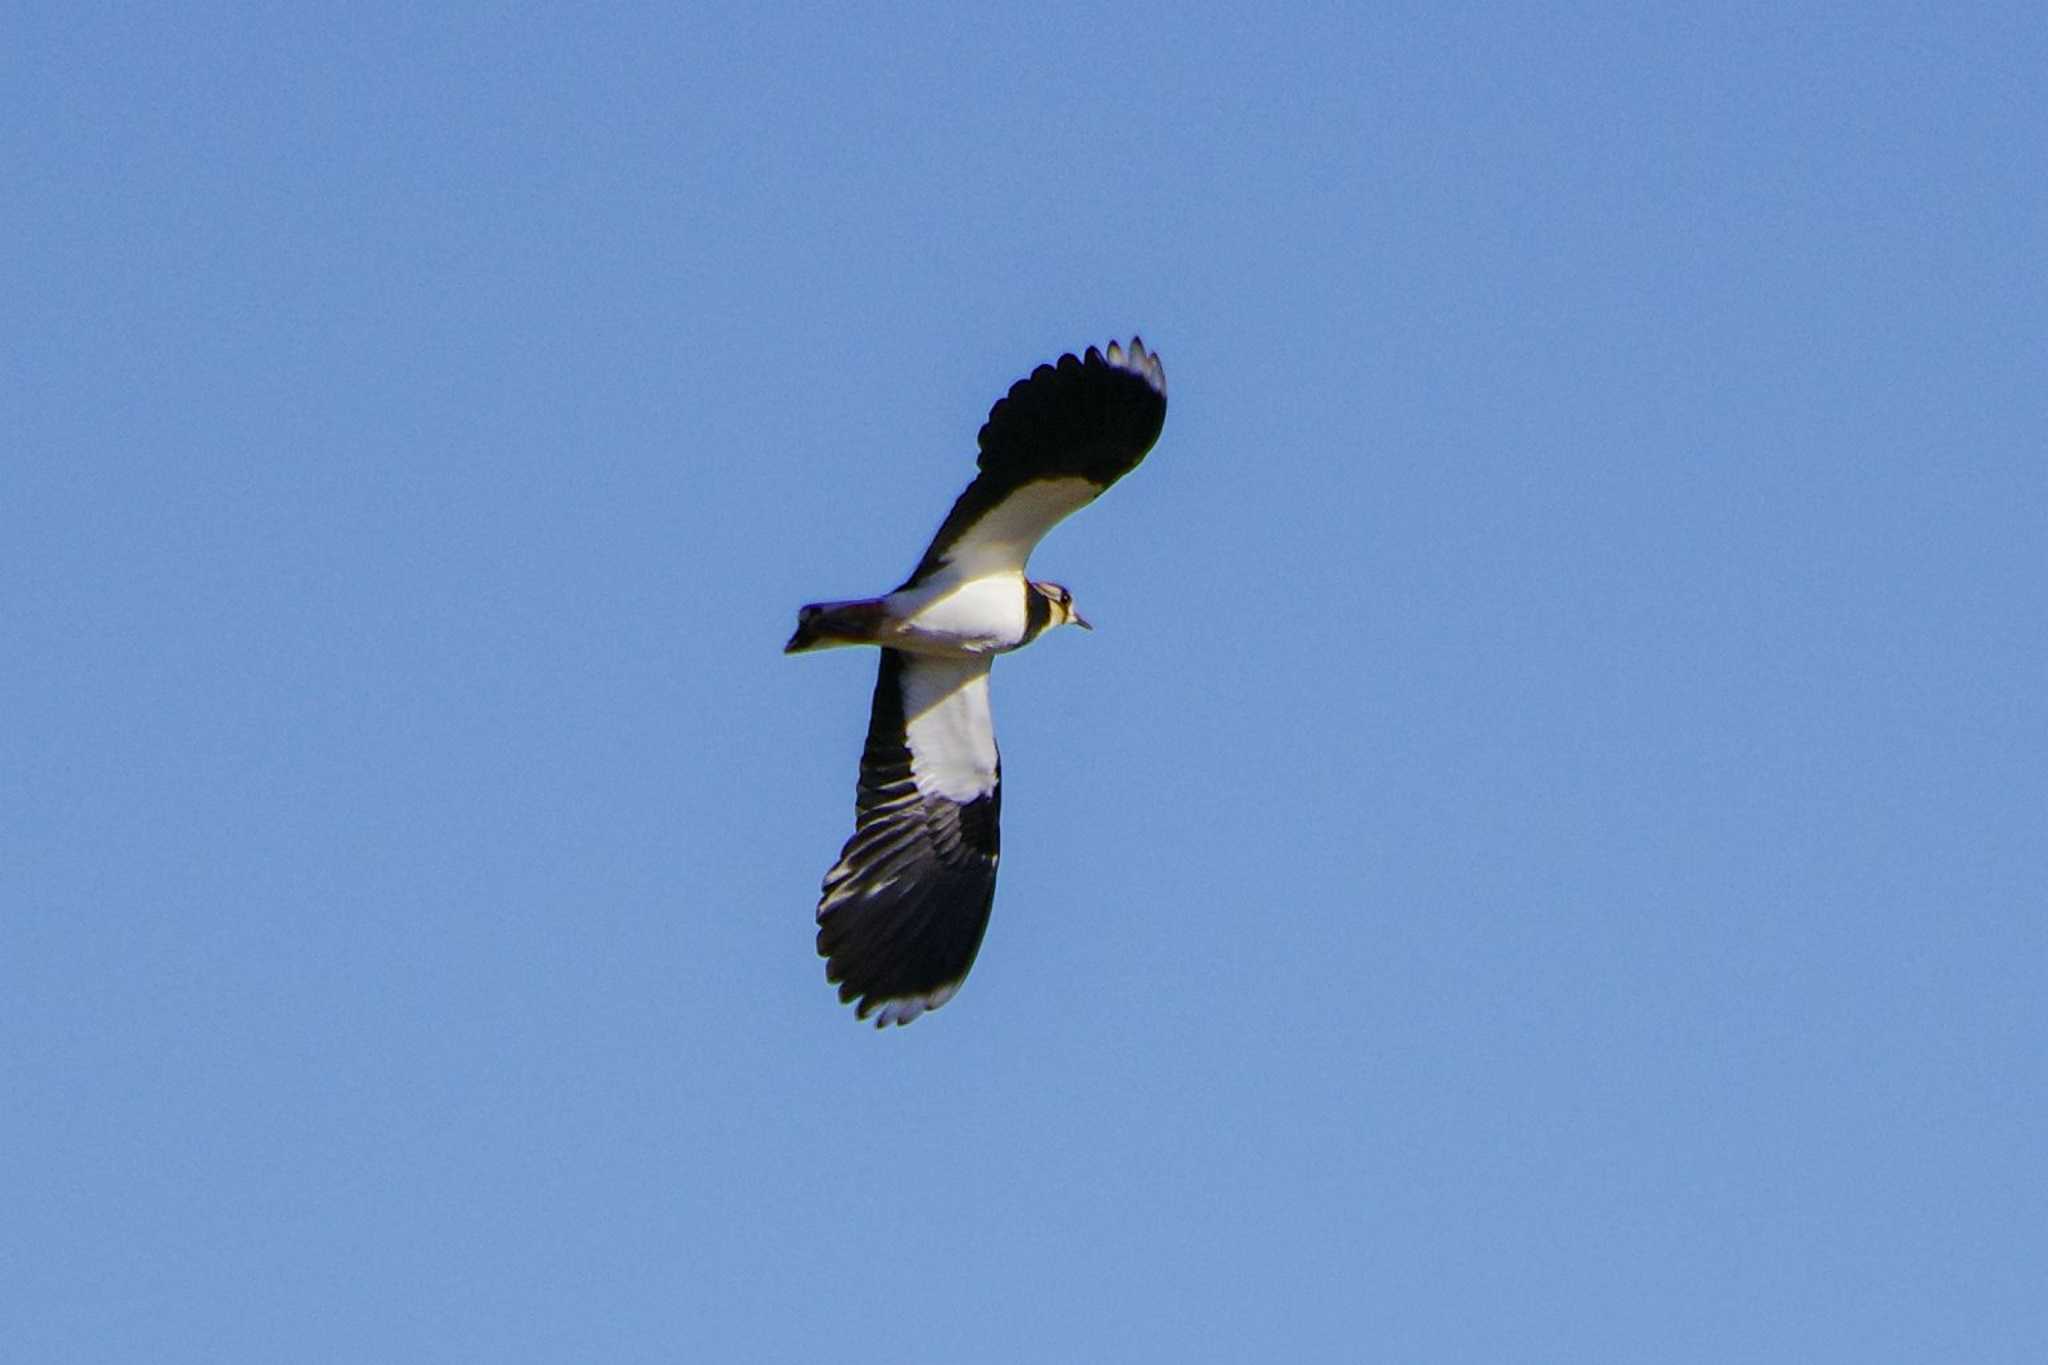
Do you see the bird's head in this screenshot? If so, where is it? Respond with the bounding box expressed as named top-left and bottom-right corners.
top-left (1031, 580), bottom-right (1091, 632)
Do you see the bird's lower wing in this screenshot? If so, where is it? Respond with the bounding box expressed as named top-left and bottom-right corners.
top-left (816, 650), bottom-right (1001, 1025)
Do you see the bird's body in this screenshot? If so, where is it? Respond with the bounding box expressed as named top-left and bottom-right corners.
top-left (787, 572), bottom-right (1066, 658)
top-left (787, 339), bottom-right (1167, 1025)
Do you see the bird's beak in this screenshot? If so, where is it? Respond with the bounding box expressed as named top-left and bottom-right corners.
top-left (1072, 610), bottom-right (1093, 631)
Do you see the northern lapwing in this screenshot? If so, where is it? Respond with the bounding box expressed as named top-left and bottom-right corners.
top-left (786, 338), bottom-right (1168, 1025)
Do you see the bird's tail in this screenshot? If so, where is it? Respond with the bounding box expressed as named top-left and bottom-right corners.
top-left (785, 598), bottom-right (891, 653)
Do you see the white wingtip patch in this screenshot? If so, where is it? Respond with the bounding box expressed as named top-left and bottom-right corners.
top-left (1104, 335), bottom-right (1165, 397)
top-left (869, 980), bottom-right (963, 1028)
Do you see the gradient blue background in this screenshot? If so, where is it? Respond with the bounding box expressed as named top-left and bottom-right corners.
top-left (7, 4), bottom-right (2044, 1360)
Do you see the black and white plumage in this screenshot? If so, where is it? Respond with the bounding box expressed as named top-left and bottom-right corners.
top-left (787, 338), bottom-right (1167, 1025)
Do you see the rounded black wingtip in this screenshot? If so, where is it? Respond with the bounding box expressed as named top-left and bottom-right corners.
top-left (971, 336), bottom-right (1167, 485)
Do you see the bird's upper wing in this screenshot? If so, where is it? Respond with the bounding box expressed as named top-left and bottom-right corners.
top-left (899, 338), bottom-right (1167, 589)
top-left (816, 649), bottom-right (1002, 1025)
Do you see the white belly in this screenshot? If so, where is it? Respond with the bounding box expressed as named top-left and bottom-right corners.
top-left (885, 573), bottom-right (1027, 655)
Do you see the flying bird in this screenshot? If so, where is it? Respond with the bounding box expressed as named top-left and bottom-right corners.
top-left (786, 338), bottom-right (1168, 1025)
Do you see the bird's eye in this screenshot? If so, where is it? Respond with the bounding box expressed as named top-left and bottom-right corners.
top-left (1058, 588), bottom-right (1072, 605)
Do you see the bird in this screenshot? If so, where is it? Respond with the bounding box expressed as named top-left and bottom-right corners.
top-left (786, 338), bottom-right (1168, 1025)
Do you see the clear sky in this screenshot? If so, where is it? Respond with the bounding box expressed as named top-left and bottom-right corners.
top-left (6, 3), bottom-right (2044, 1361)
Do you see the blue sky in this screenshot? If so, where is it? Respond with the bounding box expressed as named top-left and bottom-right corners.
top-left (6, 3), bottom-right (2044, 1360)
